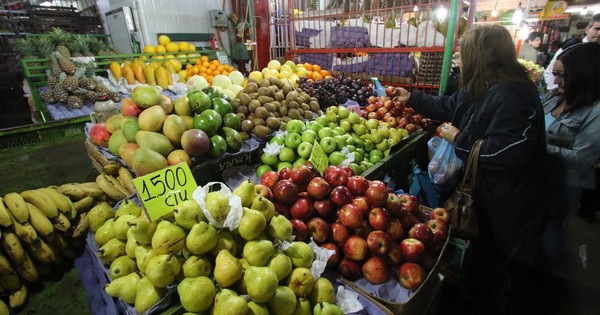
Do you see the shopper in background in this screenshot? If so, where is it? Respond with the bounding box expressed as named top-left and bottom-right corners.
top-left (518, 31), bottom-right (543, 64)
top-left (395, 25), bottom-right (547, 315)
top-left (537, 43), bottom-right (600, 270)
top-left (544, 13), bottom-right (600, 91)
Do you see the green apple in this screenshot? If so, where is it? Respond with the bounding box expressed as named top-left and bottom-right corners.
top-left (325, 111), bottom-right (338, 123)
top-left (364, 139), bottom-right (375, 152)
top-left (359, 163), bottom-right (368, 173)
top-left (328, 122), bottom-right (337, 129)
top-left (285, 132), bottom-right (302, 149)
top-left (317, 127), bottom-right (334, 140)
top-left (279, 147), bottom-right (296, 162)
top-left (277, 162), bottom-right (293, 172)
top-left (348, 112), bottom-right (360, 124)
top-left (355, 148), bottom-right (366, 160)
top-left (353, 150), bottom-right (363, 163)
top-left (301, 129), bottom-right (317, 143)
top-left (286, 120), bottom-right (305, 134)
top-left (352, 124), bottom-right (367, 136)
top-left (319, 137), bottom-right (337, 154)
top-left (398, 128), bottom-right (409, 138)
top-left (354, 139), bottom-right (364, 150)
top-left (315, 116), bottom-right (329, 127)
top-left (329, 151), bottom-right (345, 166)
top-left (270, 135), bottom-right (285, 145)
top-left (257, 164), bottom-right (273, 178)
top-left (366, 118), bottom-right (379, 130)
top-left (306, 121), bottom-right (323, 133)
top-left (343, 134), bottom-right (354, 146)
top-left (333, 135), bottom-right (346, 151)
top-left (293, 158), bottom-right (307, 168)
top-left (350, 162), bottom-right (361, 175)
top-left (297, 142), bottom-right (313, 159)
top-left (261, 152), bottom-right (279, 166)
top-left (333, 127), bottom-right (346, 136)
top-left (369, 149), bottom-right (384, 164)
top-left (337, 106), bottom-right (350, 119)
top-left (339, 119), bottom-right (351, 132)
top-left (346, 145), bottom-right (356, 152)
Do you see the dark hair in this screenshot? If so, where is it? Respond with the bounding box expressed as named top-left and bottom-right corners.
top-left (528, 31), bottom-right (543, 42)
top-left (459, 25), bottom-right (534, 98)
top-left (589, 13), bottom-right (600, 26)
top-left (557, 43), bottom-right (600, 110)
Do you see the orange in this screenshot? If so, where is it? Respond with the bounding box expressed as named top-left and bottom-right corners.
top-left (313, 64), bottom-right (321, 72)
top-left (320, 70), bottom-right (330, 77)
top-left (192, 67), bottom-right (199, 74)
top-left (209, 64), bottom-right (216, 70)
top-left (213, 70), bottom-right (221, 76)
top-left (304, 63), bottom-right (313, 71)
top-left (199, 66), bottom-right (207, 73)
top-left (312, 72), bottom-right (323, 81)
top-left (306, 70), bottom-right (313, 79)
top-left (186, 64), bottom-right (192, 70)
top-left (216, 65), bottom-right (224, 72)
top-left (202, 61), bottom-right (210, 68)
top-left (200, 55), bottom-right (209, 63)
top-left (211, 59), bottom-right (219, 65)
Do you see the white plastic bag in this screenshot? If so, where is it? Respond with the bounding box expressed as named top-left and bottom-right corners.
top-left (192, 181), bottom-right (243, 230)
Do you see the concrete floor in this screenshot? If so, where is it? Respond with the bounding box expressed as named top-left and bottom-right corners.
top-left (0, 133), bottom-right (599, 315)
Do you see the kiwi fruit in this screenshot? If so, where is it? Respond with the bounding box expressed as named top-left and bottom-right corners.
top-left (241, 119), bottom-right (254, 132)
top-left (231, 98), bottom-right (241, 110)
top-left (257, 87), bottom-right (270, 97)
top-left (258, 79), bottom-right (271, 88)
top-left (288, 108), bottom-right (300, 119)
top-left (250, 92), bottom-right (258, 99)
top-left (252, 125), bottom-right (271, 138)
top-left (297, 109), bottom-right (304, 117)
top-left (281, 116), bottom-right (292, 123)
top-left (252, 117), bottom-right (266, 127)
top-left (279, 121), bottom-right (287, 131)
top-left (238, 93), bottom-right (251, 106)
top-left (263, 103), bottom-right (276, 112)
top-left (247, 114), bottom-right (256, 121)
top-left (236, 112), bottom-right (246, 121)
top-left (282, 84), bottom-right (294, 95)
top-left (248, 100), bottom-right (261, 113)
top-left (280, 100), bottom-right (288, 108)
top-left (247, 78), bottom-right (259, 85)
top-left (304, 111), bottom-right (314, 119)
top-left (309, 101), bottom-right (320, 112)
top-left (301, 92), bottom-right (311, 103)
top-left (285, 91), bottom-right (300, 103)
top-left (274, 91), bottom-right (284, 102)
top-left (310, 97), bottom-right (318, 102)
top-left (272, 101), bottom-right (281, 111)
top-left (240, 131), bottom-right (250, 141)
top-left (266, 117), bottom-right (280, 129)
top-left (268, 85), bottom-right (279, 95)
top-left (268, 77), bottom-right (282, 88)
top-left (255, 107), bottom-right (269, 119)
top-left (244, 82), bottom-right (258, 93)
top-left (300, 103), bottom-right (310, 111)
top-left (237, 105), bottom-right (249, 115)
top-left (257, 96), bottom-right (273, 105)
top-left (279, 107), bottom-right (288, 116)
top-left (288, 100), bottom-right (299, 109)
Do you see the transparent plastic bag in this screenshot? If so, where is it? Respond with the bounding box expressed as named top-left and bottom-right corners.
top-left (427, 136), bottom-right (464, 191)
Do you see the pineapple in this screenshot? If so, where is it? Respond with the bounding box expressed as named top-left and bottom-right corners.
top-left (95, 82), bottom-right (111, 94)
top-left (62, 75), bottom-right (79, 91)
top-left (48, 27), bottom-right (72, 57)
top-left (13, 38), bottom-right (37, 59)
top-left (49, 54), bottom-right (62, 76)
top-left (108, 91), bottom-right (121, 102)
top-left (87, 37), bottom-right (106, 55)
top-left (78, 77), bottom-right (97, 90)
top-left (34, 36), bottom-right (54, 58)
top-left (56, 45), bottom-right (71, 58)
top-left (73, 35), bottom-right (92, 57)
top-left (67, 95), bottom-right (84, 109)
top-left (53, 86), bottom-right (69, 103)
top-left (40, 89), bottom-right (57, 104)
top-left (45, 69), bottom-right (60, 88)
top-left (52, 52), bottom-right (76, 75)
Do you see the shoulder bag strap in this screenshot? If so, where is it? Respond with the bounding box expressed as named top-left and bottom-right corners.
top-left (457, 139), bottom-right (484, 191)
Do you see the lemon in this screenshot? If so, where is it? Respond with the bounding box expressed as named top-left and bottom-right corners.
top-left (189, 45), bottom-right (196, 52)
top-left (143, 45), bottom-right (156, 54)
top-left (156, 45), bottom-right (167, 53)
top-left (178, 70), bottom-right (188, 80)
top-left (178, 41), bottom-right (190, 52)
top-left (166, 42), bottom-right (180, 53)
top-left (158, 35), bottom-right (171, 46)
top-left (165, 54), bottom-right (176, 60)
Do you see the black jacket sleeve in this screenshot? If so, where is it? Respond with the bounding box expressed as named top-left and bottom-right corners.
top-left (407, 90), bottom-right (465, 123)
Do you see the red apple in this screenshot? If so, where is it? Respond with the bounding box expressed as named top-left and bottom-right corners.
top-left (306, 177), bottom-right (331, 200)
top-left (386, 116), bottom-right (398, 127)
top-left (354, 220), bottom-right (374, 239)
top-left (399, 208), bottom-right (418, 231)
top-left (426, 219), bottom-right (448, 244)
top-left (351, 196), bottom-right (371, 217)
top-left (386, 218), bottom-right (404, 241)
top-left (362, 256), bottom-right (391, 284)
top-left (290, 165), bottom-right (313, 185)
top-left (330, 186), bottom-right (353, 208)
top-left (254, 184), bottom-right (273, 200)
top-left (398, 262), bottom-right (426, 291)
top-left (367, 95), bottom-right (378, 105)
top-left (330, 222), bottom-right (351, 247)
top-left (411, 114), bottom-right (423, 125)
top-left (366, 230), bottom-right (392, 256)
top-left (279, 167), bottom-right (292, 180)
top-left (290, 218), bottom-right (308, 241)
top-left (298, 191), bottom-right (311, 199)
top-left (307, 217), bottom-right (330, 244)
top-left (343, 235), bottom-right (368, 262)
top-left (337, 204), bottom-right (364, 229)
top-left (386, 242), bottom-right (403, 265)
top-left (289, 197), bottom-right (314, 221)
top-left (337, 258), bottom-right (362, 280)
top-left (400, 238), bottom-right (426, 263)
top-left (323, 166), bottom-right (349, 187)
top-left (313, 199), bottom-right (336, 220)
top-left (398, 193), bottom-right (420, 213)
top-left (386, 193), bottom-right (403, 218)
top-left (397, 117), bottom-right (409, 128)
top-left (340, 166), bottom-right (354, 178)
top-left (408, 223), bottom-right (434, 248)
top-left (320, 242), bottom-right (341, 267)
top-left (414, 209), bottom-right (427, 223)
top-left (365, 183), bottom-right (388, 207)
top-left (368, 207), bottom-right (391, 231)
top-left (385, 86), bottom-right (399, 97)
top-left (273, 180), bottom-right (299, 206)
top-left (274, 201), bottom-right (290, 219)
top-left (430, 207), bottom-right (450, 224)
top-left (347, 176), bottom-right (369, 196)
top-left (405, 123), bottom-right (417, 134)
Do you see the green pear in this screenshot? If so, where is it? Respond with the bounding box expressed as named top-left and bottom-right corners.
top-left (213, 288), bottom-right (248, 315)
top-left (104, 271), bottom-right (142, 304)
top-left (267, 214), bottom-right (293, 241)
top-left (233, 179), bottom-right (256, 207)
top-left (284, 242), bottom-right (314, 268)
top-left (247, 301), bottom-right (269, 315)
top-left (307, 277), bottom-right (335, 305)
top-left (238, 207), bottom-right (266, 241)
top-left (210, 229), bottom-right (238, 257)
top-left (250, 195), bottom-right (275, 222)
top-left (145, 254), bottom-right (180, 288)
top-left (287, 267), bottom-right (315, 297)
top-left (115, 199), bottom-right (142, 217)
top-left (109, 255), bottom-right (137, 279)
top-left (98, 238), bottom-right (126, 266)
top-left (151, 221), bottom-right (186, 254)
top-left (292, 297), bottom-right (312, 315)
top-left (185, 221), bottom-right (218, 255)
top-left (125, 229), bottom-right (138, 258)
top-left (205, 191), bottom-right (231, 222)
top-left (134, 244), bottom-right (157, 273)
top-left (88, 202), bottom-right (115, 232)
top-left (214, 249), bottom-right (242, 287)
top-left (182, 255), bottom-right (212, 278)
top-left (267, 286), bottom-right (297, 315)
top-left (128, 215), bottom-right (158, 245)
top-left (112, 214), bottom-right (137, 240)
top-left (243, 240), bottom-right (275, 267)
top-left (94, 218), bottom-right (115, 246)
top-left (313, 302), bottom-right (344, 315)
top-left (267, 250), bottom-right (292, 281)
top-left (244, 266), bottom-right (279, 303)
top-left (177, 276), bottom-right (216, 312)
top-left (173, 199), bottom-right (206, 230)
top-left (135, 276), bottom-right (166, 314)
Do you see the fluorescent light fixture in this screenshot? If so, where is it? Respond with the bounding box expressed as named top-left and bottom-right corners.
top-left (40, 0), bottom-right (52, 6)
top-left (512, 3), bottom-right (523, 24)
top-left (491, 9), bottom-right (499, 17)
top-left (436, 6), bottom-right (448, 20)
top-left (581, 7), bottom-right (589, 15)
top-left (413, 5), bottom-right (419, 12)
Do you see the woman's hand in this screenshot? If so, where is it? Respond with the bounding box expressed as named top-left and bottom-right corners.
top-left (440, 123), bottom-right (460, 143)
top-left (396, 87), bottom-right (411, 102)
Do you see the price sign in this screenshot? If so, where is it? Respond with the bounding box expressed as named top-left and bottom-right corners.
top-left (309, 140), bottom-right (329, 175)
top-left (132, 163), bottom-right (197, 221)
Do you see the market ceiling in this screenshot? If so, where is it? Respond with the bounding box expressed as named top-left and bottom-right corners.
top-left (473, 0), bottom-right (597, 13)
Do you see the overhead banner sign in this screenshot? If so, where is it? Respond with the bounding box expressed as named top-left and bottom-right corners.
top-left (542, 1), bottom-right (570, 20)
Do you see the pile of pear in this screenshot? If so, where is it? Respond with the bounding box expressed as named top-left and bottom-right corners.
top-left (97, 179), bottom-right (348, 314)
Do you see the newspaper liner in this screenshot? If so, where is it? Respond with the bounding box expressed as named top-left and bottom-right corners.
top-left (192, 181), bottom-right (243, 230)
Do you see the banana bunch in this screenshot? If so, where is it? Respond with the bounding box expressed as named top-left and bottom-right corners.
top-left (94, 165), bottom-right (136, 203)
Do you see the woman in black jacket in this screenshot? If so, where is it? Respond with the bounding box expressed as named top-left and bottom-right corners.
top-left (397, 25), bottom-right (548, 315)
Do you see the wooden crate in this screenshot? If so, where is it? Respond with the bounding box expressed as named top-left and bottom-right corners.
top-left (27, 5), bottom-right (78, 33)
top-left (84, 138), bottom-right (117, 173)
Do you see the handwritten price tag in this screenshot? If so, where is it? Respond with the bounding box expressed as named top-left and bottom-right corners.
top-left (309, 140), bottom-right (329, 176)
top-left (132, 163), bottom-right (197, 221)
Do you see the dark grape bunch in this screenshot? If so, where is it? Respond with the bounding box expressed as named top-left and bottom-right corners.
top-left (297, 76), bottom-right (374, 108)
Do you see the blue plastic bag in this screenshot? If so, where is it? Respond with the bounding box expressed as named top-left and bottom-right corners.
top-left (409, 161), bottom-right (440, 208)
top-left (427, 136), bottom-right (464, 192)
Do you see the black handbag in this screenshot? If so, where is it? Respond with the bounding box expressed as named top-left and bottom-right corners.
top-left (445, 139), bottom-right (484, 240)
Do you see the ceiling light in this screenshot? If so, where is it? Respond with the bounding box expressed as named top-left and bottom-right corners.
top-left (491, 0), bottom-right (499, 17)
top-left (413, 5), bottom-right (419, 12)
top-left (581, 7), bottom-right (589, 15)
top-left (512, 2), bottom-right (523, 24)
top-left (436, 6), bottom-right (448, 21)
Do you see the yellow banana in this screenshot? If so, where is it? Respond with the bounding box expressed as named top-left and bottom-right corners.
top-left (13, 251), bottom-right (38, 283)
top-left (104, 174), bottom-right (131, 197)
top-left (71, 212), bottom-right (90, 238)
top-left (96, 174), bottom-right (127, 201)
top-left (1, 231), bottom-right (26, 265)
top-left (24, 238), bottom-right (56, 265)
top-left (0, 299), bottom-right (9, 315)
top-left (4, 192), bottom-right (29, 223)
top-left (57, 183), bottom-right (87, 200)
top-left (20, 190), bottom-right (57, 219)
top-left (102, 163), bottom-right (121, 176)
top-left (0, 197), bottom-right (14, 228)
top-left (52, 212), bottom-right (71, 232)
top-left (8, 283), bottom-right (28, 309)
top-left (0, 254), bottom-right (21, 291)
top-left (37, 187), bottom-right (71, 215)
top-left (12, 220), bottom-right (39, 245)
top-left (25, 202), bottom-right (54, 238)
top-left (73, 196), bottom-right (94, 213)
top-left (48, 232), bottom-right (76, 260)
top-left (118, 167), bottom-right (136, 194)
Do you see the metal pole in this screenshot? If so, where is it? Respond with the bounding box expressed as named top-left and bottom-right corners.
top-left (439, 0), bottom-right (460, 96)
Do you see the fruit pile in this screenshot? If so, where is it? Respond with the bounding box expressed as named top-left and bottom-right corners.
top-left (98, 179), bottom-right (347, 314)
top-left (184, 55), bottom-right (236, 85)
top-left (256, 105), bottom-right (409, 178)
top-left (187, 70), bottom-right (244, 101)
top-left (259, 164), bottom-right (450, 290)
top-left (89, 85), bottom-right (244, 177)
top-left (109, 57), bottom-right (184, 89)
top-left (298, 76), bottom-right (374, 107)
